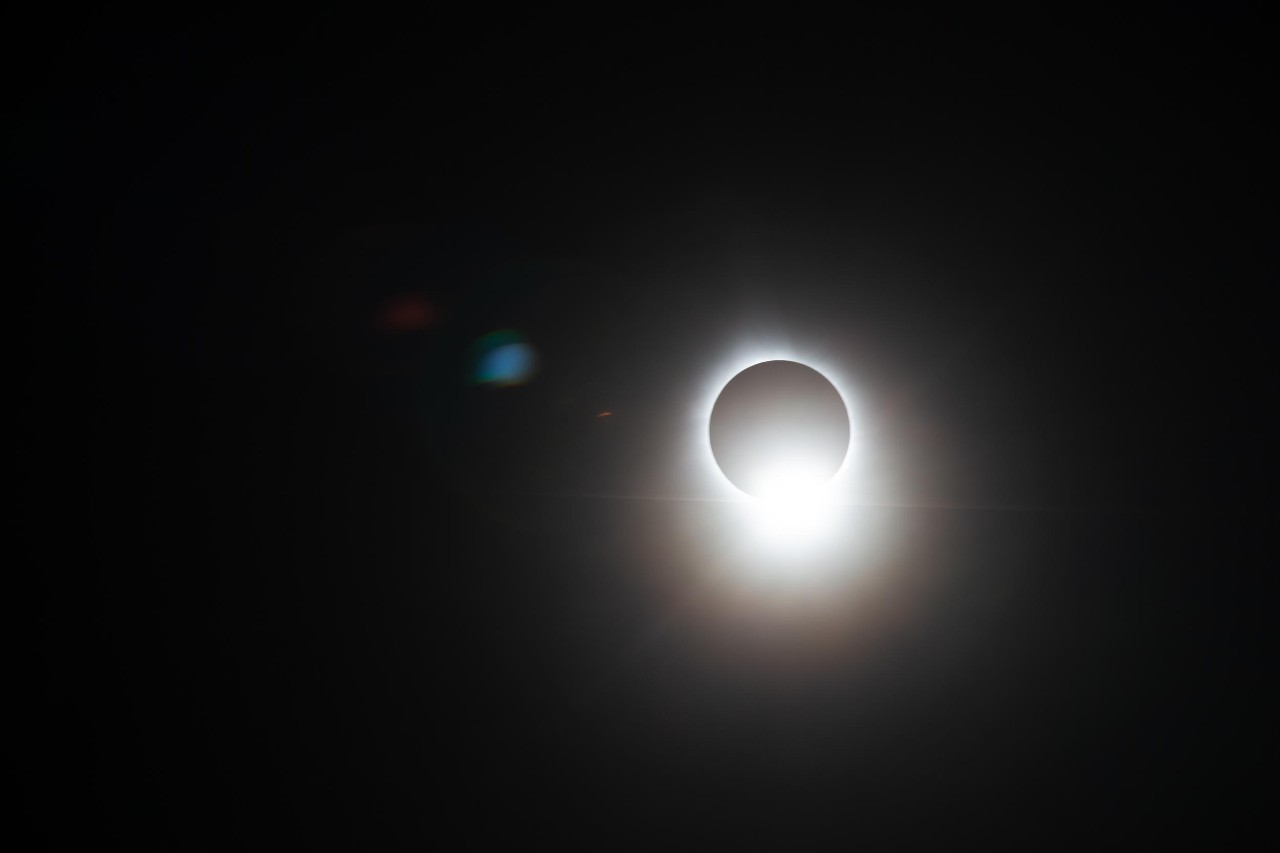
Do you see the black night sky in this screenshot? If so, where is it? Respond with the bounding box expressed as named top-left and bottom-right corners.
top-left (28, 11), bottom-right (1271, 847)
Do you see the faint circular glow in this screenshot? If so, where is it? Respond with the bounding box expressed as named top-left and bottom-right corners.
top-left (378, 293), bottom-right (437, 333)
top-left (472, 330), bottom-right (537, 386)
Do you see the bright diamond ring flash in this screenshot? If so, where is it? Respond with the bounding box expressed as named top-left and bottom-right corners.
top-left (748, 460), bottom-right (839, 546)
top-left (753, 458), bottom-right (829, 500)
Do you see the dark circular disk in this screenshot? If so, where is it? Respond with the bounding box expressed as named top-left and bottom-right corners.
top-left (709, 360), bottom-right (849, 496)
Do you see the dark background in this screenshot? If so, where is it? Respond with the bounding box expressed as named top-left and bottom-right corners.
top-left (25, 9), bottom-right (1272, 846)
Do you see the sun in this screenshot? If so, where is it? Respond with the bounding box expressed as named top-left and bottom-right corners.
top-left (699, 356), bottom-right (855, 559)
top-left (709, 359), bottom-right (850, 498)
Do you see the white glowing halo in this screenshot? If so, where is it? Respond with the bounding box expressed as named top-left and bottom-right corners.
top-left (669, 339), bottom-right (892, 585)
top-left (692, 342), bottom-right (859, 503)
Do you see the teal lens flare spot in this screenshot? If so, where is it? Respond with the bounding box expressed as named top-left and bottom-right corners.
top-left (472, 330), bottom-right (538, 386)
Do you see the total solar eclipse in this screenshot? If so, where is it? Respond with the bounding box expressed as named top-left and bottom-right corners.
top-left (709, 360), bottom-right (850, 498)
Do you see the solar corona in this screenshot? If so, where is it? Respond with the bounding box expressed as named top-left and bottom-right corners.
top-left (706, 359), bottom-right (852, 549)
top-left (709, 360), bottom-right (850, 499)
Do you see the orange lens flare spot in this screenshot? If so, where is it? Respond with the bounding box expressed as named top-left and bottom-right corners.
top-left (378, 294), bottom-right (437, 333)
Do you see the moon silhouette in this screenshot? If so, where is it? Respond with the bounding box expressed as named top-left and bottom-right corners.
top-left (709, 360), bottom-right (850, 497)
